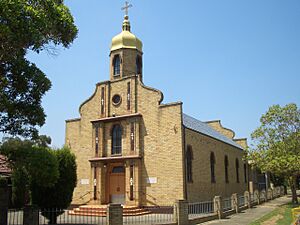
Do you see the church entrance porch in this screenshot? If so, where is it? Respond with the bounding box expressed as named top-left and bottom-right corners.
top-left (107, 163), bottom-right (125, 204)
top-left (89, 155), bottom-right (142, 206)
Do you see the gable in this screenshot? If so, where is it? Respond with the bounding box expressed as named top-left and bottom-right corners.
top-left (182, 114), bottom-right (244, 150)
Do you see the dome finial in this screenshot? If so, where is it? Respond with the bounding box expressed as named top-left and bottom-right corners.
top-left (121, 2), bottom-right (132, 31)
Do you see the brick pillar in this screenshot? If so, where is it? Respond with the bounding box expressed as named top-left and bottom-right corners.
top-left (255, 190), bottom-right (260, 205)
top-left (107, 204), bottom-right (123, 225)
top-left (277, 187), bottom-right (281, 197)
top-left (231, 193), bottom-right (239, 213)
top-left (0, 183), bottom-right (9, 225)
top-left (280, 186), bottom-right (285, 196)
top-left (23, 205), bottom-right (39, 225)
top-left (262, 190), bottom-right (267, 202)
top-left (275, 187), bottom-right (280, 198)
top-left (268, 188), bottom-right (273, 200)
top-left (213, 196), bottom-right (223, 219)
top-left (175, 200), bottom-right (189, 225)
top-left (244, 191), bottom-right (251, 208)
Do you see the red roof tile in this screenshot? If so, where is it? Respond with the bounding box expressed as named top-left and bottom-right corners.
top-left (0, 155), bottom-right (11, 175)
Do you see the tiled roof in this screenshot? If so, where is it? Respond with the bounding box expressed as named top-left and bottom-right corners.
top-left (182, 114), bottom-right (243, 150)
top-left (0, 155), bottom-right (11, 175)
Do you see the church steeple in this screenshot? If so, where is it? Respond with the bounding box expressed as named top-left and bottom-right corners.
top-left (110, 2), bottom-right (143, 81)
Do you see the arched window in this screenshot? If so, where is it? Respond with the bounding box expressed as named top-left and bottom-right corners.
top-left (224, 155), bottom-right (229, 183)
top-left (210, 152), bottom-right (216, 183)
top-left (113, 55), bottom-right (121, 76)
top-left (244, 163), bottom-right (247, 183)
top-left (186, 145), bottom-right (193, 183)
top-left (236, 158), bottom-right (240, 183)
top-left (136, 56), bottom-right (142, 74)
top-left (111, 124), bottom-right (122, 155)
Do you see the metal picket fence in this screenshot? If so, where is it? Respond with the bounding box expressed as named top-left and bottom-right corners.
top-left (8, 209), bottom-right (23, 225)
top-left (8, 208), bottom-right (107, 225)
top-left (188, 201), bottom-right (214, 219)
top-left (238, 196), bottom-right (245, 207)
top-left (260, 190), bottom-right (266, 202)
top-left (222, 197), bottom-right (232, 212)
top-left (123, 206), bottom-right (174, 225)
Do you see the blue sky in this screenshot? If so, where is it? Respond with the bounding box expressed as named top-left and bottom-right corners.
top-left (23, 0), bottom-right (300, 148)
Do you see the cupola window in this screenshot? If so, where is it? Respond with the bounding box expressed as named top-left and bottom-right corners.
top-left (113, 55), bottom-right (121, 76)
top-left (136, 56), bottom-right (142, 74)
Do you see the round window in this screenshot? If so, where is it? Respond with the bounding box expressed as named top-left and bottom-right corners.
top-left (112, 94), bottom-right (122, 105)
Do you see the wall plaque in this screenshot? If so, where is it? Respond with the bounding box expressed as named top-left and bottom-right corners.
top-left (80, 179), bottom-right (90, 185)
top-left (147, 177), bottom-right (157, 184)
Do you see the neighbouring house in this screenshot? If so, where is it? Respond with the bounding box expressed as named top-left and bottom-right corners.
top-left (0, 155), bottom-right (11, 178)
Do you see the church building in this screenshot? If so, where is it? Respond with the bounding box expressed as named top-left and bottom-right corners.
top-left (65, 9), bottom-right (248, 207)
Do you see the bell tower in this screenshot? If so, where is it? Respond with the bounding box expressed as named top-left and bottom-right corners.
top-left (110, 2), bottom-right (143, 81)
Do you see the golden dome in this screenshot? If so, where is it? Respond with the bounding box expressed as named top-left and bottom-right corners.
top-left (111, 15), bottom-right (143, 52)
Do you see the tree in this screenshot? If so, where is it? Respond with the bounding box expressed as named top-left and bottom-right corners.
top-left (32, 135), bottom-right (52, 148)
top-left (248, 103), bottom-right (300, 204)
top-left (0, 138), bottom-right (59, 207)
top-left (31, 147), bottom-right (77, 224)
top-left (0, 0), bottom-right (78, 137)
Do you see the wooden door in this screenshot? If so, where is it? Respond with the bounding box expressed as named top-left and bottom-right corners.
top-left (109, 165), bottom-right (125, 204)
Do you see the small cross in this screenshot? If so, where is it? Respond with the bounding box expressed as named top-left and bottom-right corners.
top-left (122, 1), bottom-right (133, 16)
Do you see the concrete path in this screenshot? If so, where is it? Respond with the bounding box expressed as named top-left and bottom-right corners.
top-left (200, 196), bottom-right (291, 225)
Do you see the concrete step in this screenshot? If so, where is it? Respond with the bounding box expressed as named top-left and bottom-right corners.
top-left (68, 205), bottom-right (151, 217)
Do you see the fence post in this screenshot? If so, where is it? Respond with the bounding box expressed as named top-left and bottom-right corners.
top-left (107, 204), bottom-right (123, 225)
top-left (0, 180), bottom-right (8, 225)
top-left (231, 193), bottom-right (239, 213)
top-left (244, 191), bottom-right (251, 209)
top-left (23, 205), bottom-right (39, 225)
top-left (175, 200), bottom-right (188, 225)
top-left (213, 196), bottom-right (223, 219)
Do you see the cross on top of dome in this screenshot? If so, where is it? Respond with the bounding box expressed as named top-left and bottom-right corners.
top-left (121, 1), bottom-right (132, 16)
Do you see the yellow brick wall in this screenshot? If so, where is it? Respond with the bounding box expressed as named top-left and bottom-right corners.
top-left (205, 121), bottom-right (235, 139)
top-left (66, 75), bottom-right (185, 206)
top-left (185, 128), bottom-right (248, 202)
top-left (137, 80), bottom-right (185, 206)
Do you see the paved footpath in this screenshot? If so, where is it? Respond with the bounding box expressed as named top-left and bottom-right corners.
top-left (200, 196), bottom-right (291, 225)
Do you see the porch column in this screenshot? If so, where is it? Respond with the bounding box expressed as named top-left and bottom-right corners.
top-left (100, 164), bottom-right (107, 204)
top-left (135, 118), bottom-right (140, 155)
top-left (100, 123), bottom-right (106, 157)
top-left (135, 160), bottom-right (141, 206)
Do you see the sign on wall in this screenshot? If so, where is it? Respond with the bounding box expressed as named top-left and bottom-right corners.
top-left (147, 177), bottom-right (157, 184)
top-left (80, 179), bottom-right (90, 185)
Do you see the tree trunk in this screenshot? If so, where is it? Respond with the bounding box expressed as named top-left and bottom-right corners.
top-left (48, 212), bottom-right (57, 225)
top-left (290, 176), bottom-right (299, 204)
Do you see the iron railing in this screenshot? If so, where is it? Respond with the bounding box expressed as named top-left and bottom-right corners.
top-left (188, 201), bottom-right (214, 218)
top-left (123, 206), bottom-right (174, 225)
top-left (222, 197), bottom-right (232, 212)
top-left (238, 196), bottom-right (245, 207)
top-left (260, 190), bottom-right (266, 202)
top-left (8, 209), bottom-right (23, 225)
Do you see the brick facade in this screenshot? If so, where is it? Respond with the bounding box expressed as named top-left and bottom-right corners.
top-left (65, 16), bottom-right (248, 207)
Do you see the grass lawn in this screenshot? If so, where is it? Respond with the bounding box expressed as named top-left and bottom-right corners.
top-left (249, 201), bottom-right (300, 225)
